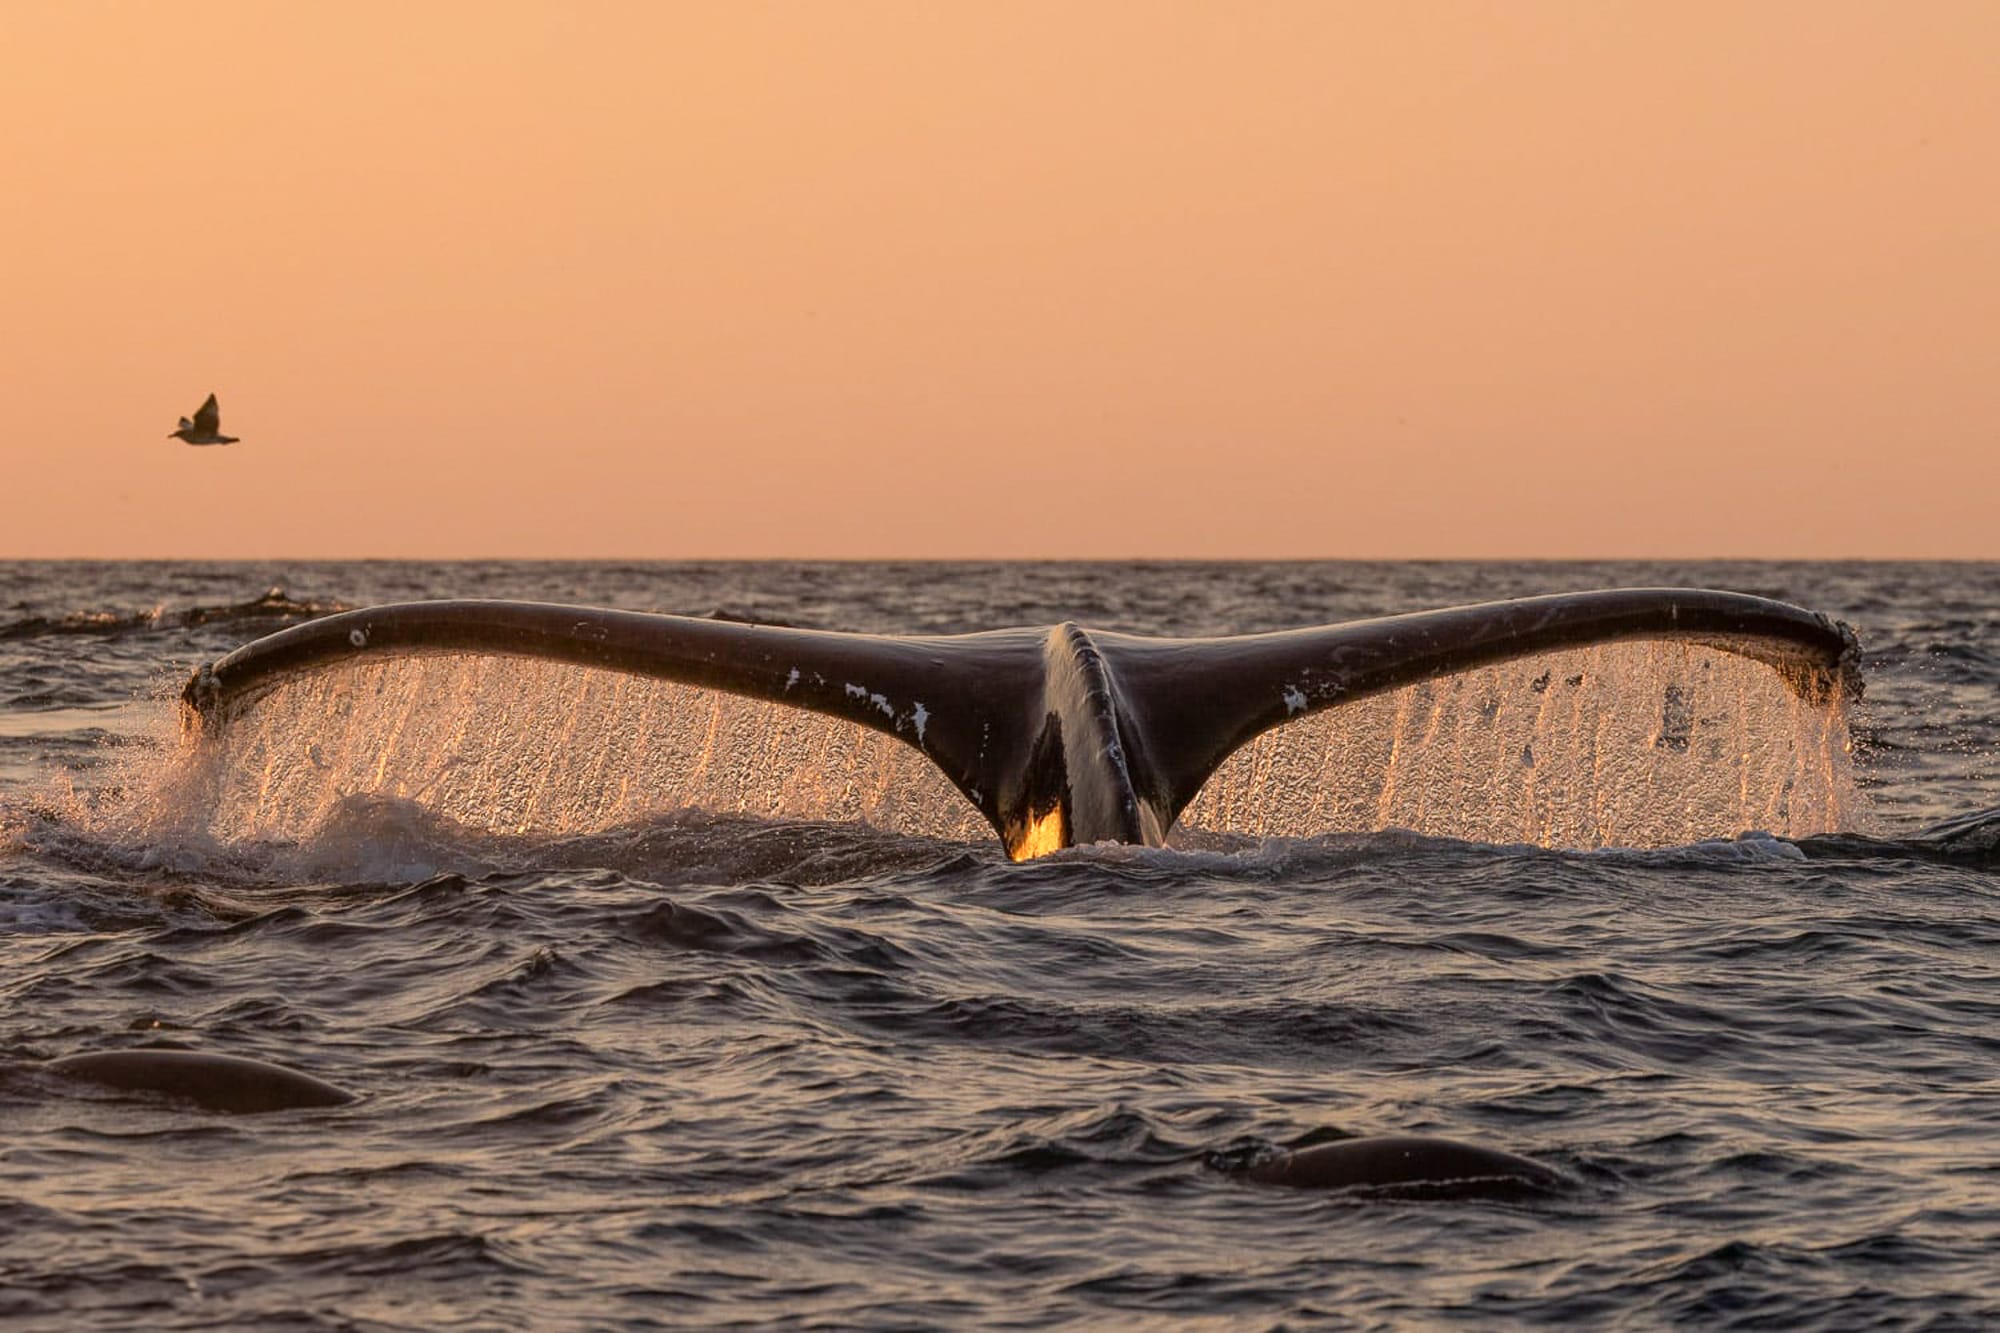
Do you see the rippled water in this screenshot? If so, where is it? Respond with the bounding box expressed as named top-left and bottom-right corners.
top-left (2, 561), bottom-right (1997, 1329)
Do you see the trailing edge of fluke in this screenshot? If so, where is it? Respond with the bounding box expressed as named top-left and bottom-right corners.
top-left (182, 588), bottom-right (1861, 860)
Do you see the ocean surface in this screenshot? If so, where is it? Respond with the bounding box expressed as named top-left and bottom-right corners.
top-left (1, 560), bottom-right (1996, 1330)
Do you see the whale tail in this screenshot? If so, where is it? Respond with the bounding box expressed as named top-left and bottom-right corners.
top-left (180, 589), bottom-right (1860, 859)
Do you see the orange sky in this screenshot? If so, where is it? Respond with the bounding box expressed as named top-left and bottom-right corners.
top-left (5, 1), bottom-right (1996, 558)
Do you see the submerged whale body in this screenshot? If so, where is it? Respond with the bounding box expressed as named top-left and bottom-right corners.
top-left (44, 1050), bottom-right (356, 1114)
top-left (1241, 1134), bottom-right (1566, 1198)
top-left (183, 588), bottom-right (1860, 860)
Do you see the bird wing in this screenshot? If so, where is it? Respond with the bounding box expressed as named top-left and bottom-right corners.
top-left (192, 394), bottom-right (221, 434)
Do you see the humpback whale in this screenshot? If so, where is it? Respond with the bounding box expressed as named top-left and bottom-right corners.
top-left (183, 588), bottom-right (1859, 860)
top-left (148, 589), bottom-right (1858, 1184)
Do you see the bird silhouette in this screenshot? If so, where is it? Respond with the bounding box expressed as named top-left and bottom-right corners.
top-left (169, 393), bottom-right (239, 446)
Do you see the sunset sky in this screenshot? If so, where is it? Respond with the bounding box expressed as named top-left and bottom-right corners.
top-left (6, 1), bottom-right (1996, 558)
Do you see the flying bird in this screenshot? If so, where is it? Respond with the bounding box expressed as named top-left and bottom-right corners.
top-left (168, 393), bottom-right (239, 446)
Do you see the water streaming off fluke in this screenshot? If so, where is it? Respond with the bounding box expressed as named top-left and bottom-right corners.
top-left (160, 655), bottom-right (992, 845)
top-left (1179, 640), bottom-right (1855, 847)
top-left (102, 635), bottom-right (1856, 852)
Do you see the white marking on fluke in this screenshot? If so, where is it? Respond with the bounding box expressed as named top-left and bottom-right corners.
top-left (1282, 685), bottom-right (1307, 715)
top-left (843, 682), bottom-right (895, 718)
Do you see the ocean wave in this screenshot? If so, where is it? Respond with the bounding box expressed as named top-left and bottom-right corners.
top-left (0, 586), bottom-right (351, 642)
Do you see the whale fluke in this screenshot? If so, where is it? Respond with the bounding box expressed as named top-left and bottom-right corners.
top-left (45, 1050), bottom-right (355, 1113)
top-left (181, 588), bottom-right (1860, 859)
top-left (1240, 1134), bottom-right (1565, 1198)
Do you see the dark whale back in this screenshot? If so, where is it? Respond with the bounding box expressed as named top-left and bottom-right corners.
top-left (1242, 1134), bottom-right (1566, 1199)
top-left (46, 1050), bottom-right (356, 1114)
